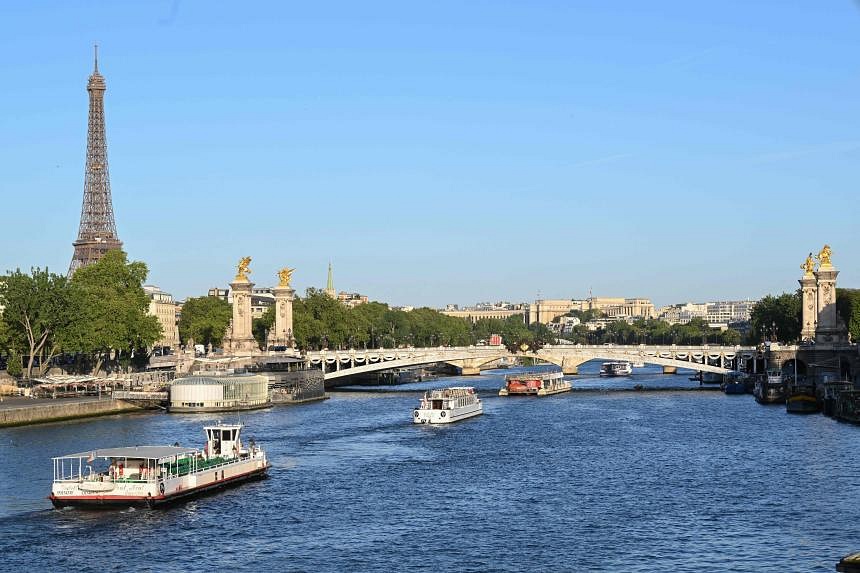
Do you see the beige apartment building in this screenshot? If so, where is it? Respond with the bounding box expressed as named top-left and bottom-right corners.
top-left (144, 285), bottom-right (180, 349)
top-left (526, 297), bottom-right (656, 324)
top-left (442, 307), bottom-right (526, 324)
top-left (337, 291), bottom-right (369, 309)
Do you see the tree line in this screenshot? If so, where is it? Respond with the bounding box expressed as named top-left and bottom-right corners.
top-left (180, 288), bottom-right (558, 353)
top-left (558, 317), bottom-right (742, 346)
top-left (0, 251), bottom-right (161, 380)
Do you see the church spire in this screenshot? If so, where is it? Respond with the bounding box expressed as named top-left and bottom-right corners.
top-left (325, 262), bottom-right (336, 298)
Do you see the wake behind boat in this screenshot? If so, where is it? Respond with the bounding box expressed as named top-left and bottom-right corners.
top-left (49, 422), bottom-right (269, 509)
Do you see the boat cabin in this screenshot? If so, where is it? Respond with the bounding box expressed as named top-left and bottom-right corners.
top-left (52, 445), bottom-right (199, 486)
top-left (204, 423), bottom-right (244, 460)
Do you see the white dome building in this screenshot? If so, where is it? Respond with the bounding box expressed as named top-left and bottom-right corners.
top-left (169, 374), bottom-right (270, 413)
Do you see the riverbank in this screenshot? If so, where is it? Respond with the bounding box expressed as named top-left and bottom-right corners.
top-left (0, 396), bottom-right (147, 428)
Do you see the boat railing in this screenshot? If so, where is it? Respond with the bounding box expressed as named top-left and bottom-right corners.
top-left (160, 450), bottom-right (261, 480)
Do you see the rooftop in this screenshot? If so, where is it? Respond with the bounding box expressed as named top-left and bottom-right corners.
top-left (55, 445), bottom-right (196, 460)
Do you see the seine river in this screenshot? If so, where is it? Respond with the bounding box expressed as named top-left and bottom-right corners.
top-left (1, 364), bottom-right (858, 572)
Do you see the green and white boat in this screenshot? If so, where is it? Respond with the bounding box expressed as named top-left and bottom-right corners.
top-left (49, 422), bottom-right (269, 509)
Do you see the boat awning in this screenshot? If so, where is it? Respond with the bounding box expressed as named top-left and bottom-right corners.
top-left (54, 446), bottom-right (197, 461)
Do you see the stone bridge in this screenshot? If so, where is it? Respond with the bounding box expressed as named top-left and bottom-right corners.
top-left (306, 344), bottom-right (756, 381)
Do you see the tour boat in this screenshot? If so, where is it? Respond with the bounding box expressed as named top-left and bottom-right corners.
top-left (754, 371), bottom-right (786, 405)
top-left (49, 422), bottom-right (269, 508)
top-left (413, 387), bottom-right (482, 424)
top-left (499, 370), bottom-right (571, 397)
top-left (599, 362), bottom-right (633, 377)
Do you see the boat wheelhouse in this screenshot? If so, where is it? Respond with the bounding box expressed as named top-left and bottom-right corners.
top-left (49, 422), bottom-right (268, 508)
top-left (823, 381), bottom-right (854, 417)
top-left (599, 362), bottom-right (633, 377)
top-left (721, 372), bottom-right (747, 395)
top-left (754, 371), bottom-right (785, 405)
top-left (413, 386), bottom-right (482, 424)
top-left (499, 370), bottom-right (571, 397)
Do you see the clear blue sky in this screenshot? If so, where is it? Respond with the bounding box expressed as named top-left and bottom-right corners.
top-left (1, 1), bottom-right (858, 307)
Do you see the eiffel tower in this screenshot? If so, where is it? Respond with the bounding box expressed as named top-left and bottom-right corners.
top-left (68, 45), bottom-right (122, 276)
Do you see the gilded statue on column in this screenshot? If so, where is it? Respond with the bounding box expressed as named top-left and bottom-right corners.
top-left (278, 267), bottom-right (295, 288)
top-left (235, 256), bottom-right (252, 281)
top-left (800, 253), bottom-right (815, 276)
top-left (815, 244), bottom-right (833, 269)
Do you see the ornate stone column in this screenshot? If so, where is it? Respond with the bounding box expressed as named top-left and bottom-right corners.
top-left (799, 253), bottom-right (817, 341)
top-left (813, 245), bottom-right (841, 344)
top-left (224, 257), bottom-right (259, 354)
top-left (273, 267), bottom-right (296, 348)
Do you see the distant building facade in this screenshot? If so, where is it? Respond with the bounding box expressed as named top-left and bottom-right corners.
top-left (338, 292), bottom-right (369, 308)
top-left (207, 286), bottom-right (273, 318)
top-left (144, 285), bottom-right (180, 349)
top-left (526, 297), bottom-right (655, 324)
top-left (657, 300), bottom-right (755, 326)
top-left (442, 302), bottom-right (527, 324)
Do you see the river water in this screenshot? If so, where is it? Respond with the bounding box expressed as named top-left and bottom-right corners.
top-left (1, 364), bottom-right (858, 572)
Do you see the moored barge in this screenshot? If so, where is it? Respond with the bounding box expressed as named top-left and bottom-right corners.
top-left (499, 371), bottom-right (571, 397)
top-left (49, 422), bottom-right (268, 508)
top-left (754, 371), bottom-right (785, 405)
top-left (834, 390), bottom-right (860, 424)
top-left (785, 381), bottom-right (821, 414)
top-left (823, 381), bottom-right (853, 417)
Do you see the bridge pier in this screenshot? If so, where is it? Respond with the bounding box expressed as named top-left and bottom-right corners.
top-left (460, 366), bottom-right (481, 376)
top-left (662, 366), bottom-right (677, 375)
top-left (561, 356), bottom-right (581, 375)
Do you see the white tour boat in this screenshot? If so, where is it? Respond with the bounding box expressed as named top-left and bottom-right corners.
top-left (413, 386), bottom-right (483, 424)
top-left (49, 422), bottom-right (269, 508)
top-left (599, 361), bottom-right (633, 377)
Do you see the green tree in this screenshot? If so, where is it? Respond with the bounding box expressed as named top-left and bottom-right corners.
top-left (252, 306), bottom-right (275, 348)
top-left (179, 295), bottom-right (232, 348)
top-left (837, 288), bottom-right (860, 343)
top-left (749, 292), bottom-right (801, 343)
top-left (292, 288), bottom-right (350, 349)
top-left (719, 328), bottom-right (741, 345)
top-left (567, 309), bottom-right (604, 323)
top-left (0, 267), bottom-right (71, 380)
top-left (64, 251), bottom-right (161, 375)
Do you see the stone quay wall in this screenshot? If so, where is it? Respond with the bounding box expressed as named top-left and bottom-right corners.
top-left (0, 399), bottom-right (144, 428)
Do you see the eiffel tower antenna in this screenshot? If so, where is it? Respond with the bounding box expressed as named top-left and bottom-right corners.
top-left (69, 45), bottom-right (122, 275)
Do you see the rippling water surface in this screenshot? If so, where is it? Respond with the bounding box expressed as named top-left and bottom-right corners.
top-left (1, 363), bottom-right (859, 572)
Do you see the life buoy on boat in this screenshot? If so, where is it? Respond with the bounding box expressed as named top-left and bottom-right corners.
top-left (414, 410), bottom-right (420, 417)
top-left (440, 411), bottom-right (446, 418)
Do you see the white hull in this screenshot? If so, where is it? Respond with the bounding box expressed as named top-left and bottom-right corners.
top-left (413, 402), bottom-right (483, 424)
top-left (51, 455), bottom-right (268, 507)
